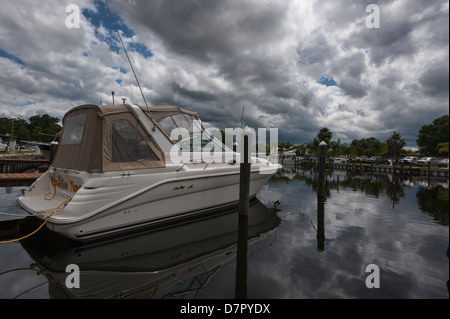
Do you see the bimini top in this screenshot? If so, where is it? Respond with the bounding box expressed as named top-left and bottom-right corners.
top-left (52, 104), bottom-right (198, 173)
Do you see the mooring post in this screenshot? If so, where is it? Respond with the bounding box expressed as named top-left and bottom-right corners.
top-left (239, 127), bottom-right (252, 217)
top-left (317, 141), bottom-right (327, 252)
top-left (235, 127), bottom-right (252, 298)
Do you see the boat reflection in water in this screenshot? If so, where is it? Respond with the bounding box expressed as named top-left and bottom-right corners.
top-left (18, 198), bottom-right (281, 299)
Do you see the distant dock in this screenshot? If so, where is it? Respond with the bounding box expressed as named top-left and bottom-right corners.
top-left (284, 159), bottom-right (449, 178)
top-left (0, 156), bottom-right (48, 187)
top-left (0, 157), bottom-right (49, 173)
top-left (0, 172), bottom-right (43, 187)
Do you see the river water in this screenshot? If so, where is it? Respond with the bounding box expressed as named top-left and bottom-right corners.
top-left (0, 168), bottom-right (448, 299)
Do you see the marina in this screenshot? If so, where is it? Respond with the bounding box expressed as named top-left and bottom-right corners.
top-left (0, 167), bottom-right (448, 298)
top-left (0, 0), bottom-right (448, 304)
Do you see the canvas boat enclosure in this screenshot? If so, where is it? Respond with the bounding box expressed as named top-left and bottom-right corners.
top-left (52, 104), bottom-right (204, 173)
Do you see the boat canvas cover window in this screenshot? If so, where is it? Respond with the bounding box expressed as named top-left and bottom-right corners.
top-left (52, 104), bottom-right (165, 173)
top-left (60, 113), bottom-right (87, 145)
top-left (52, 106), bottom-right (102, 172)
top-left (102, 109), bottom-right (165, 172)
top-left (112, 119), bottom-right (160, 162)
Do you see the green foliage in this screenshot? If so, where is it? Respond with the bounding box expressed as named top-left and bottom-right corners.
top-left (385, 131), bottom-right (406, 162)
top-left (438, 142), bottom-right (449, 155)
top-left (317, 127), bottom-right (333, 145)
top-left (416, 115), bottom-right (449, 156)
top-left (0, 114), bottom-right (61, 143)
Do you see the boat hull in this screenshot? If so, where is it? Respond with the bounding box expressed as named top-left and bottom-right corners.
top-left (18, 163), bottom-right (277, 241)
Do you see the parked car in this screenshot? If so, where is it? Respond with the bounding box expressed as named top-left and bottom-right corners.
top-left (416, 157), bottom-right (439, 166)
top-left (0, 138), bottom-right (8, 152)
top-left (331, 156), bottom-right (348, 164)
top-left (367, 156), bottom-right (390, 164)
top-left (437, 158), bottom-right (449, 167)
top-left (399, 156), bottom-right (419, 165)
top-left (355, 155), bottom-right (370, 163)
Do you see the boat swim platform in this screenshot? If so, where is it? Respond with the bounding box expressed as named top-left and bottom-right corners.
top-left (0, 173), bottom-right (43, 187)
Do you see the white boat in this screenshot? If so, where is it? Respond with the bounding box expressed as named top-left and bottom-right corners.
top-left (279, 150), bottom-right (298, 165)
top-left (17, 104), bottom-right (280, 241)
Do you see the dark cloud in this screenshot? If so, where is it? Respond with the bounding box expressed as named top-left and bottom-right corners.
top-left (339, 77), bottom-right (368, 99)
top-left (419, 62), bottom-right (449, 97)
top-left (0, 0), bottom-right (448, 148)
top-left (116, 0), bottom-right (288, 62)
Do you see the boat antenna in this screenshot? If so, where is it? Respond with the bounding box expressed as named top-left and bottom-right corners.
top-left (103, 0), bottom-right (149, 111)
top-left (239, 106), bottom-right (245, 128)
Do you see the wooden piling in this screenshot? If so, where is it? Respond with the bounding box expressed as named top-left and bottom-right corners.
top-left (317, 141), bottom-right (327, 252)
top-left (239, 129), bottom-right (252, 218)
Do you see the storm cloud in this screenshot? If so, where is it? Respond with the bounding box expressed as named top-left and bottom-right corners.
top-left (0, 0), bottom-right (448, 147)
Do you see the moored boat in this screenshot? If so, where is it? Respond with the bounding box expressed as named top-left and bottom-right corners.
top-left (17, 103), bottom-right (280, 241)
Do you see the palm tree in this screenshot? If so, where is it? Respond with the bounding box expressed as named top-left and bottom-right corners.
top-left (306, 137), bottom-right (320, 154)
top-left (386, 131), bottom-right (406, 163)
top-left (317, 127), bottom-right (333, 145)
top-left (329, 138), bottom-right (342, 156)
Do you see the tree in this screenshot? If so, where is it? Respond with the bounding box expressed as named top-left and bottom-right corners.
top-left (278, 141), bottom-right (294, 153)
top-left (329, 138), bottom-right (342, 156)
top-left (0, 114), bottom-right (61, 144)
top-left (306, 137), bottom-right (320, 154)
top-left (386, 131), bottom-right (406, 163)
top-left (28, 114), bottom-right (61, 142)
top-left (317, 127), bottom-right (333, 145)
top-left (416, 115), bottom-right (449, 156)
top-left (438, 142), bottom-right (449, 155)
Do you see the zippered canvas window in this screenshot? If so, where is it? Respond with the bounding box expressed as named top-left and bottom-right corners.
top-left (112, 119), bottom-right (159, 162)
top-left (60, 113), bottom-right (87, 145)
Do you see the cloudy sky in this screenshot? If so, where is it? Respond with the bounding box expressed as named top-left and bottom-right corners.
top-left (0, 0), bottom-right (448, 148)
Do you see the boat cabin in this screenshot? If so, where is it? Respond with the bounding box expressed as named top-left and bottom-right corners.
top-left (52, 104), bottom-right (205, 173)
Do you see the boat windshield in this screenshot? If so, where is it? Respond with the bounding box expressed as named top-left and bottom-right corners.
top-left (179, 133), bottom-right (230, 152)
top-left (157, 113), bottom-right (230, 152)
top-left (158, 113), bottom-right (199, 139)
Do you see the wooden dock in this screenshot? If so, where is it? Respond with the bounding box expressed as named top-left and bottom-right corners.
top-left (0, 157), bottom-right (49, 173)
top-left (0, 173), bottom-right (43, 187)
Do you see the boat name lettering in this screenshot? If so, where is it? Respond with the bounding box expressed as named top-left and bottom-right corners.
top-left (173, 184), bottom-right (194, 191)
top-left (51, 175), bottom-right (81, 193)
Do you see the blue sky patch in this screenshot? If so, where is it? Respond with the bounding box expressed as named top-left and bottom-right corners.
top-left (82, 0), bottom-right (152, 58)
top-left (19, 101), bottom-right (35, 107)
top-left (128, 42), bottom-right (153, 58)
top-left (0, 48), bottom-right (26, 66)
top-left (317, 74), bottom-right (337, 87)
top-left (110, 66), bottom-right (127, 74)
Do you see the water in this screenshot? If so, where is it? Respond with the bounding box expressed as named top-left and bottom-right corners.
top-left (0, 169), bottom-right (448, 299)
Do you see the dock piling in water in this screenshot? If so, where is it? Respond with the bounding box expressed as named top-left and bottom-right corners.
top-left (239, 127), bottom-right (252, 218)
top-left (317, 141), bottom-right (327, 252)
